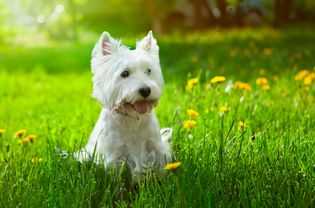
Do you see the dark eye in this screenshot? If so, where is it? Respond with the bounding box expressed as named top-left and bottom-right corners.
top-left (121, 70), bottom-right (129, 78)
top-left (145, 68), bottom-right (151, 76)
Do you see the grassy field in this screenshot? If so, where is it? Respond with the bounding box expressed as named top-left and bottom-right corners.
top-left (0, 27), bottom-right (315, 207)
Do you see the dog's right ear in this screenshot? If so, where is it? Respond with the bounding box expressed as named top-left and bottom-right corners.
top-left (92, 32), bottom-right (120, 57)
top-left (136, 31), bottom-right (159, 63)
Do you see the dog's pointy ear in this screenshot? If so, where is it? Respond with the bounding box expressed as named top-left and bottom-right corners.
top-left (136, 31), bottom-right (159, 62)
top-left (92, 31), bottom-right (120, 57)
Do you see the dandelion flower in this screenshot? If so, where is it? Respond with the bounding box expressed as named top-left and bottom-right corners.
top-left (262, 48), bottom-right (272, 56)
top-left (186, 77), bottom-right (199, 91)
top-left (255, 77), bottom-right (269, 91)
top-left (31, 157), bottom-right (43, 164)
top-left (234, 82), bottom-right (242, 88)
top-left (239, 121), bottom-right (247, 128)
top-left (0, 129), bottom-right (6, 136)
top-left (164, 162), bottom-right (181, 171)
top-left (211, 76), bottom-right (226, 84)
top-left (263, 84), bottom-right (270, 91)
top-left (304, 73), bottom-right (315, 85)
top-left (183, 120), bottom-right (197, 129)
top-left (219, 106), bottom-right (230, 113)
top-left (295, 70), bottom-right (309, 81)
top-left (14, 129), bottom-right (27, 138)
top-left (256, 77), bottom-right (268, 86)
top-left (234, 81), bottom-right (252, 92)
top-left (187, 109), bottom-right (200, 119)
top-left (22, 137), bottom-right (31, 144)
top-left (26, 135), bottom-right (36, 143)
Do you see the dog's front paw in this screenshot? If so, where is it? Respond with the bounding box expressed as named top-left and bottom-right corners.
top-left (73, 148), bottom-right (91, 163)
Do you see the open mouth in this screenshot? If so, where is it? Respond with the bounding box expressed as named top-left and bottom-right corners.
top-left (118, 99), bottom-right (158, 114)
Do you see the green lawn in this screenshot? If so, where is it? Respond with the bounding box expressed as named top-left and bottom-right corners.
top-left (0, 27), bottom-right (315, 207)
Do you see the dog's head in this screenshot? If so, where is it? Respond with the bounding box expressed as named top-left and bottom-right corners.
top-left (91, 31), bottom-right (163, 116)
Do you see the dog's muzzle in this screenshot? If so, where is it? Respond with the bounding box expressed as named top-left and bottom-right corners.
top-left (132, 100), bottom-right (153, 114)
top-left (117, 99), bottom-right (158, 114)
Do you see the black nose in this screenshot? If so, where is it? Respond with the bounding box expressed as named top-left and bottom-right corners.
top-left (139, 87), bottom-right (151, 98)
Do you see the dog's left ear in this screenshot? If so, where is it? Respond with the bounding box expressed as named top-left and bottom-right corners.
top-left (136, 31), bottom-right (159, 63)
top-left (92, 31), bottom-right (121, 58)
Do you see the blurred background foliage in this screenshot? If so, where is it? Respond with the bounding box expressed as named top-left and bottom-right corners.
top-left (1, 0), bottom-right (315, 44)
top-left (0, 0), bottom-right (314, 80)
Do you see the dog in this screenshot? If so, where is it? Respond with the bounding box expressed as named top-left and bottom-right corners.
top-left (74, 31), bottom-right (172, 180)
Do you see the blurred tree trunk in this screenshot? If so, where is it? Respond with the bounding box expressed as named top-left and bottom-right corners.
top-left (147, 0), bottom-right (162, 33)
top-left (188, 0), bottom-right (214, 29)
top-left (234, 0), bottom-right (243, 26)
top-left (217, 0), bottom-right (227, 26)
top-left (283, 0), bottom-right (293, 22)
top-left (274, 0), bottom-right (293, 26)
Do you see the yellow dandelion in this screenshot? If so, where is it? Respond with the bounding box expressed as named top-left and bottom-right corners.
top-left (304, 86), bottom-right (309, 92)
top-left (219, 106), bottom-right (230, 113)
top-left (263, 84), bottom-right (270, 91)
top-left (234, 82), bottom-right (252, 92)
top-left (26, 135), bottom-right (36, 143)
top-left (0, 129), bottom-right (6, 136)
top-left (204, 108), bottom-right (209, 114)
top-left (191, 55), bottom-right (199, 63)
top-left (239, 121), bottom-right (247, 128)
top-left (186, 77), bottom-right (199, 90)
top-left (22, 137), bottom-right (31, 144)
top-left (164, 162), bottom-right (181, 171)
top-left (183, 120), bottom-right (197, 129)
top-left (31, 157), bottom-right (43, 164)
top-left (262, 48), bottom-right (272, 56)
top-left (304, 73), bottom-right (315, 85)
top-left (295, 70), bottom-right (309, 81)
top-left (234, 81), bottom-right (241, 88)
top-left (14, 129), bottom-right (27, 138)
top-left (256, 77), bottom-right (268, 86)
top-left (210, 76), bottom-right (226, 84)
top-left (187, 109), bottom-right (200, 119)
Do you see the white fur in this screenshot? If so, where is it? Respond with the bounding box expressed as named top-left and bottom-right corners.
top-left (75, 31), bottom-right (172, 178)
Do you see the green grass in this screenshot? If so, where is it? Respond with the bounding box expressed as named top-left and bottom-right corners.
top-left (1, 27), bottom-right (315, 207)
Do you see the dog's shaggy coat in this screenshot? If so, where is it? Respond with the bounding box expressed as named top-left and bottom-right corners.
top-left (75, 31), bottom-right (172, 178)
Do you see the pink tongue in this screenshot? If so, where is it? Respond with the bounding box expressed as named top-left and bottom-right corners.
top-left (133, 101), bottom-right (149, 114)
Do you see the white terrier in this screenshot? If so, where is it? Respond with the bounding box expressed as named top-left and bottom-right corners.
top-left (75, 31), bottom-right (172, 179)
